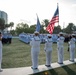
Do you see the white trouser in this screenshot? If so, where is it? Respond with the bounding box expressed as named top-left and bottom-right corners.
top-left (70, 46), bottom-right (75, 61)
top-left (58, 47), bottom-right (64, 63)
top-left (45, 50), bottom-right (52, 65)
top-left (0, 64), bottom-right (1, 70)
top-left (0, 42), bottom-right (2, 69)
top-left (31, 50), bottom-right (39, 68)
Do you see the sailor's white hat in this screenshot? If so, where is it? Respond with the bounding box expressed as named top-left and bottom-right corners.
top-left (72, 34), bottom-right (75, 36)
top-left (59, 32), bottom-right (63, 35)
top-left (47, 34), bottom-right (52, 37)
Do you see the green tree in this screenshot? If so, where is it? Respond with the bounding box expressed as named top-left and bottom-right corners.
top-left (0, 18), bottom-right (13, 31)
top-left (65, 23), bottom-right (75, 34)
top-left (0, 18), bottom-right (5, 31)
top-left (29, 24), bottom-right (36, 33)
top-left (16, 22), bottom-right (29, 28)
top-left (9, 22), bottom-right (14, 30)
top-left (42, 19), bottom-right (49, 27)
top-left (30, 24), bottom-right (45, 33)
top-left (53, 25), bottom-right (61, 34)
top-left (16, 22), bottom-right (29, 35)
top-left (41, 19), bottom-right (49, 33)
top-left (30, 24), bottom-right (36, 29)
top-left (10, 30), bottom-right (16, 36)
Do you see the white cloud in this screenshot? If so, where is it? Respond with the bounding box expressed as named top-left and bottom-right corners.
top-left (72, 4), bottom-right (76, 7)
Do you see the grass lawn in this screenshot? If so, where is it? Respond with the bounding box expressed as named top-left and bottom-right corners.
top-left (2, 38), bottom-right (76, 69)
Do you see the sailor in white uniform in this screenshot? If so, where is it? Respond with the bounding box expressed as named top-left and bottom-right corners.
top-left (44, 34), bottom-right (53, 67)
top-left (30, 31), bottom-right (40, 69)
top-left (57, 32), bottom-right (65, 64)
top-left (69, 34), bottom-right (76, 62)
top-left (0, 32), bottom-right (3, 72)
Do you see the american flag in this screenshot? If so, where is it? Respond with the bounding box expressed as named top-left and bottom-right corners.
top-left (46, 5), bottom-right (59, 34)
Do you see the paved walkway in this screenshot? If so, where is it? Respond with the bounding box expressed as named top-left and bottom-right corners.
top-left (0, 59), bottom-right (76, 75)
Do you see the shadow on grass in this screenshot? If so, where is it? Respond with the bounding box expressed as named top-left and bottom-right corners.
top-left (30, 67), bottom-right (58, 75)
top-left (62, 65), bottom-right (76, 75)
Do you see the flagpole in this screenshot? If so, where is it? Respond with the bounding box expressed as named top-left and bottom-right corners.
top-left (63, 22), bottom-right (65, 32)
top-left (57, 3), bottom-right (59, 26)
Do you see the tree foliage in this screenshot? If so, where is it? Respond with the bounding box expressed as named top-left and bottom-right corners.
top-left (53, 25), bottom-right (61, 34)
top-left (0, 18), bottom-right (15, 31)
top-left (0, 18), bottom-right (5, 31)
top-left (9, 22), bottom-right (14, 30)
top-left (64, 23), bottom-right (75, 34)
top-left (42, 19), bottom-right (49, 27)
top-left (16, 22), bottom-right (30, 35)
top-left (14, 19), bottom-right (76, 35)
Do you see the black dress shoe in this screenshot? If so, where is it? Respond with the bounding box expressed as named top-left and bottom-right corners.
top-left (58, 62), bottom-right (63, 64)
top-left (69, 60), bottom-right (74, 62)
top-left (0, 69), bottom-right (3, 72)
top-left (31, 67), bottom-right (38, 70)
top-left (45, 65), bottom-right (51, 67)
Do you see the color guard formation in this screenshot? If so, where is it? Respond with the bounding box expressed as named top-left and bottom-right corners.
top-left (0, 31), bottom-right (76, 71)
top-left (30, 31), bottom-right (76, 70)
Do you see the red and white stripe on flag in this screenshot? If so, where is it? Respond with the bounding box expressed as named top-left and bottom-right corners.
top-left (46, 16), bottom-right (59, 34)
top-left (46, 4), bottom-right (59, 34)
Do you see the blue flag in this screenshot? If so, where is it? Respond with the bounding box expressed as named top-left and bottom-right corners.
top-left (36, 15), bottom-right (41, 32)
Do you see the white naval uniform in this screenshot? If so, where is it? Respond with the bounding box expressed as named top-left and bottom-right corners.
top-left (44, 38), bottom-right (53, 66)
top-left (0, 38), bottom-right (2, 70)
top-left (57, 36), bottom-right (65, 63)
top-left (69, 37), bottom-right (76, 61)
top-left (30, 36), bottom-right (40, 68)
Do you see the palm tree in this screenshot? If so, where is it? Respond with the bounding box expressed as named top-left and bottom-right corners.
top-left (9, 22), bottom-right (14, 30)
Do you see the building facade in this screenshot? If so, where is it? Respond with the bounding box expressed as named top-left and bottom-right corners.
top-left (0, 10), bottom-right (8, 24)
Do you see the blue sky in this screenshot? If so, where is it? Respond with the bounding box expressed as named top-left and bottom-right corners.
top-left (0, 0), bottom-right (76, 29)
